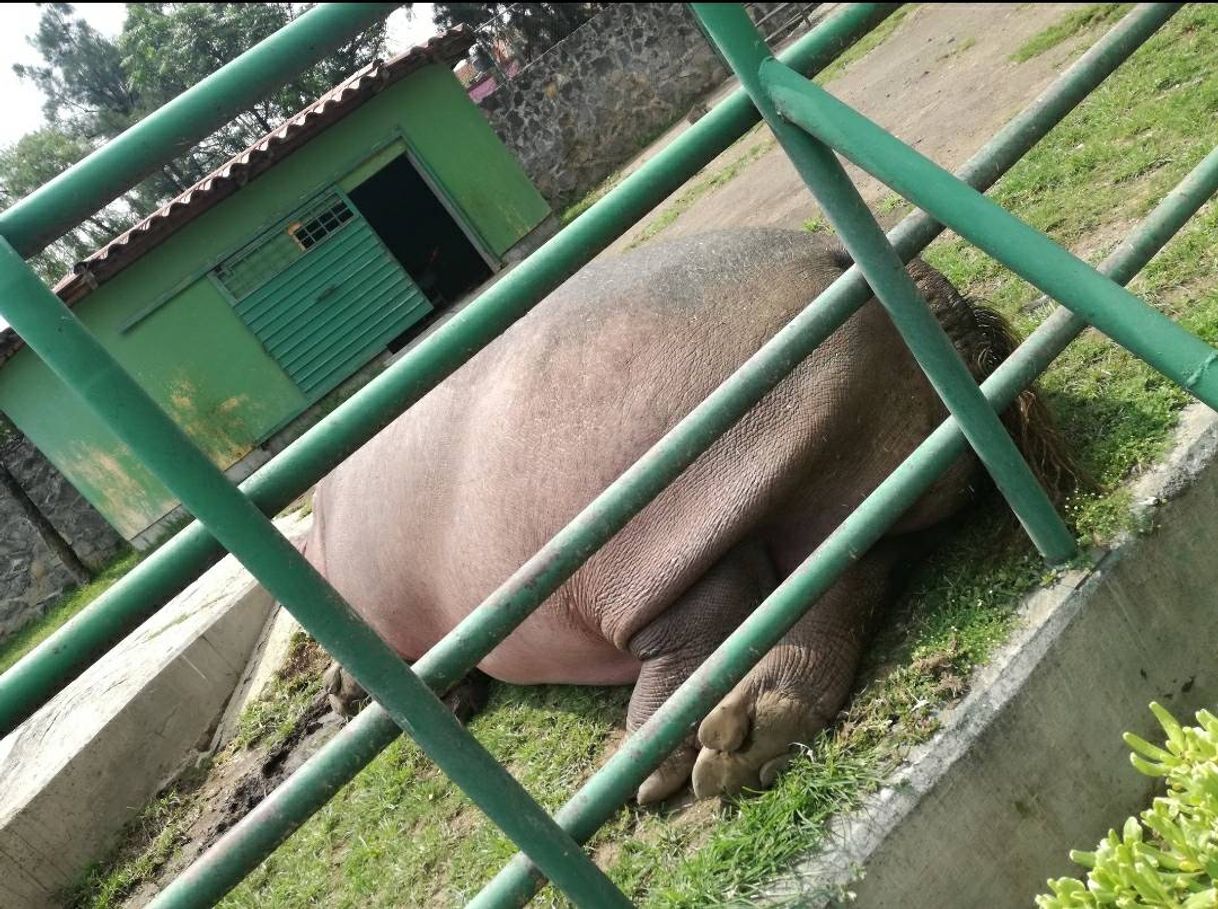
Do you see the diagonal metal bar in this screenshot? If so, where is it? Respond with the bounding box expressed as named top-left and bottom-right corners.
top-left (0, 243), bottom-right (631, 908)
top-left (146, 7), bottom-right (1180, 904)
top-left (0, 1), bottom-right (900, 737)
top-left (0, 3), bottom-right (400, 259)
top-left (764, 53), bottom-right (1218, 411)
top-left (469, 137), bottom-right (1218, 909)
top-left (694, 2), bottom-right (1077, 563)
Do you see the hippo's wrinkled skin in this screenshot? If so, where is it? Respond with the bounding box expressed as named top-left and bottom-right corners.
top-left (305, 228), bottom-right (1061, 803)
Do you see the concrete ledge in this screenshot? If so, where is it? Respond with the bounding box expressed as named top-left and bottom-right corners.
top-left (770, 405), bottom-right (1218, 908)
top-left (0, 512), bottom-right (308, 908)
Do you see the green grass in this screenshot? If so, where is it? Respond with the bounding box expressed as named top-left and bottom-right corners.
top-left (1010, 4), bottom-right (1132, 63)
top-left (0, 550), bottom-right (138, 674)
top-left (938, 35), bottom-right (977, 62)
top-left (560, 169), bottom-right (627, 225)
top-left (814, 5), bottom-right (913, 85)
top-left (232, 631), bottom-right (330, 750)
top-left (64, 781), bottom-right (202, 909)
top-left (625, 133), bottom-right (775, 249)
top-left (68, 7), bottom-right (1218, 907)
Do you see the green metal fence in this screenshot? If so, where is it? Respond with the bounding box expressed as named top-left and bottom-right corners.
top-left (0, 3), bottom-right (1214, 906)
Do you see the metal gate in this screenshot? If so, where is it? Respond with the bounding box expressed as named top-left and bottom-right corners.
top-left (0, 3), bottom-right (1214, 907)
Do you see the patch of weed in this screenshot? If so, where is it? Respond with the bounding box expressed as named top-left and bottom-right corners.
top-left (1010, 4), bottom-right (1132, 63)
top-left (221, 685), bottom-right (633, 908)
top-left (233, 631), bottom-right (329, 751)
top-left (814, 5), bottom-right (914, 85)
top-left (626, 138), bottom-right (775, 248)
top-left (561, 169), bottom-right (626, 225)
top-left (62, 766), bottom-right (209, 909)
top-left (938, 35), bottom-right (977, 61)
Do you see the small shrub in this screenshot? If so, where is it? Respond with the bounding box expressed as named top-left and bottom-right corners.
top-left (1037, 702), bottom-right (1218, 908)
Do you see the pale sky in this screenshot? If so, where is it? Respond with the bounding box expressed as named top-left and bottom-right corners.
top-left (0, 3), bottom-right (439, 330)
top-left (0, 3), bottom-right (439, 146)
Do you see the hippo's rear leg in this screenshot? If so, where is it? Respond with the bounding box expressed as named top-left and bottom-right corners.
top-left (322, 662), bottom-right (490, 724)
top-left (690, 543), bottom-right (902, 800)
top-left (625, 542), bottom-right (775, 805)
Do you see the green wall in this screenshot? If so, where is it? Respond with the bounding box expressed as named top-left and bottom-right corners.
top-left (0, 64), bottom-right (550, 540)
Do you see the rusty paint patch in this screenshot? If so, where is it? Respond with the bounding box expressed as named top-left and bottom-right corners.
top-left (161, 375), bottom-right (258, 468)
top-left (60, 441), bottom-right (176, 539)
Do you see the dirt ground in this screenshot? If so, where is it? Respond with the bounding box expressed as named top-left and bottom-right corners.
top-left (601, 3), bottom-right (1094, 255)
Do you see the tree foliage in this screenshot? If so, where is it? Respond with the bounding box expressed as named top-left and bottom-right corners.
top-left (433, 3), bottom-right (601, 67)
top-left (3, 3), bottom-right (387, 283)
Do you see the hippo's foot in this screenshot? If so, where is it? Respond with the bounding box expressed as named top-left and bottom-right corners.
top-left (321, 661), bottom-right (490, 724)
top-left (687, 547), bottom-right (894, 799)
top-left (636, 742), bottom-right (698, 807)
top-left (690, 679), bottom-right (832, 800)
top-left (442, 669), bottom-right (491, 723)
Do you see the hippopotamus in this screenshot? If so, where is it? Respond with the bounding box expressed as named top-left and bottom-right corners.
top-left (305, 228), bottom-right (1067, 804)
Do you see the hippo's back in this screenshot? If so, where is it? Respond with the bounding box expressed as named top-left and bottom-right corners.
top-left (307, 229), bottom-right (866, 682)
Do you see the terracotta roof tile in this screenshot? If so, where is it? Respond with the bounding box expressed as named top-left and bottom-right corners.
top-left (0, 27), bottom-right (474, 366)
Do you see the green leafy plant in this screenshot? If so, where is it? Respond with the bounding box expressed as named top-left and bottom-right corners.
top-left (1037, 702), bottom-right (1218, 908)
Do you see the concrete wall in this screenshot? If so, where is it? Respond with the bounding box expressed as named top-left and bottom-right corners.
top-left (478, 3), bottom-right (730, 210)
top-left (0, 434), bottom-right (125, 641)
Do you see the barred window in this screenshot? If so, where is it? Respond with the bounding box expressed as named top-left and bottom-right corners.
top-left (289, 198), bottom-right (355, 250)
top-left (213, 194), bottom-right (355, 299)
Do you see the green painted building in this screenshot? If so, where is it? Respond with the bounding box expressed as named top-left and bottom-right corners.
top-left (0, 31), bottom-right (552, 546)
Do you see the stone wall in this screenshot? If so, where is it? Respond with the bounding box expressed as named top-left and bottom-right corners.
top-left (0, 434), bottom-right (126, 640)
top-left (478, 3), bottom-right (729, 211)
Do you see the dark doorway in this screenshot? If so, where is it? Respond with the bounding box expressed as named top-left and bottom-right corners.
top-left (348, 155), bottom-right (493, 315)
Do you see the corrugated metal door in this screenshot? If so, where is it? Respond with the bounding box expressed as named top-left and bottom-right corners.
top-left (212, 192), bottom-right (433, 400)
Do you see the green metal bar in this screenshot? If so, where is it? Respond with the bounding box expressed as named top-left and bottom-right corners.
top-left (0, 1), bottom-right (898, 737)
top-left (148, 7), bottom-right (1177, 903)
top-left (0, 245), bottom-right (631, 908)
top-left (696, 3), bottom-right (1077, 563)
top-left (1000, 145), bottom-right (1218, 401)
top-left (470, 138), bottom-right (1218, 909)
top-left (0, 3), bottom-right (399, 259)
top-left (764, 54), bottom-right (1218, 410)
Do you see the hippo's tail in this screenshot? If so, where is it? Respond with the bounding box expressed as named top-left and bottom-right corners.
top-left (842, 247), bottom-right (1085, 504)
top-left (957, 299), bottom-right (1085, 505)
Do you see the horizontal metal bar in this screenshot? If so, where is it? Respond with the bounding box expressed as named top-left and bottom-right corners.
top-left (0, 243), bottom-right (632, 907)
top-left (0, 0), bottom-right (899, 740)
top-left (470, 135), bottom-right (1218, 909)
top-left (151, 6), bottom-right (1179, 904)
top-left (697, 2), bottom-right (1076, 563)
top-left (0, 3), bottom-right (399, 259)
top-left (765, 53), bottom-right (1218, 410)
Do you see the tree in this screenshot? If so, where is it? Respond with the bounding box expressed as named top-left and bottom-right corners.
top-left (434, 3), bottom-right (602, 67)
top-left (4, 3), bottom-right (388, 283)
top-left (0, 128), bottom-right (131, 282)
